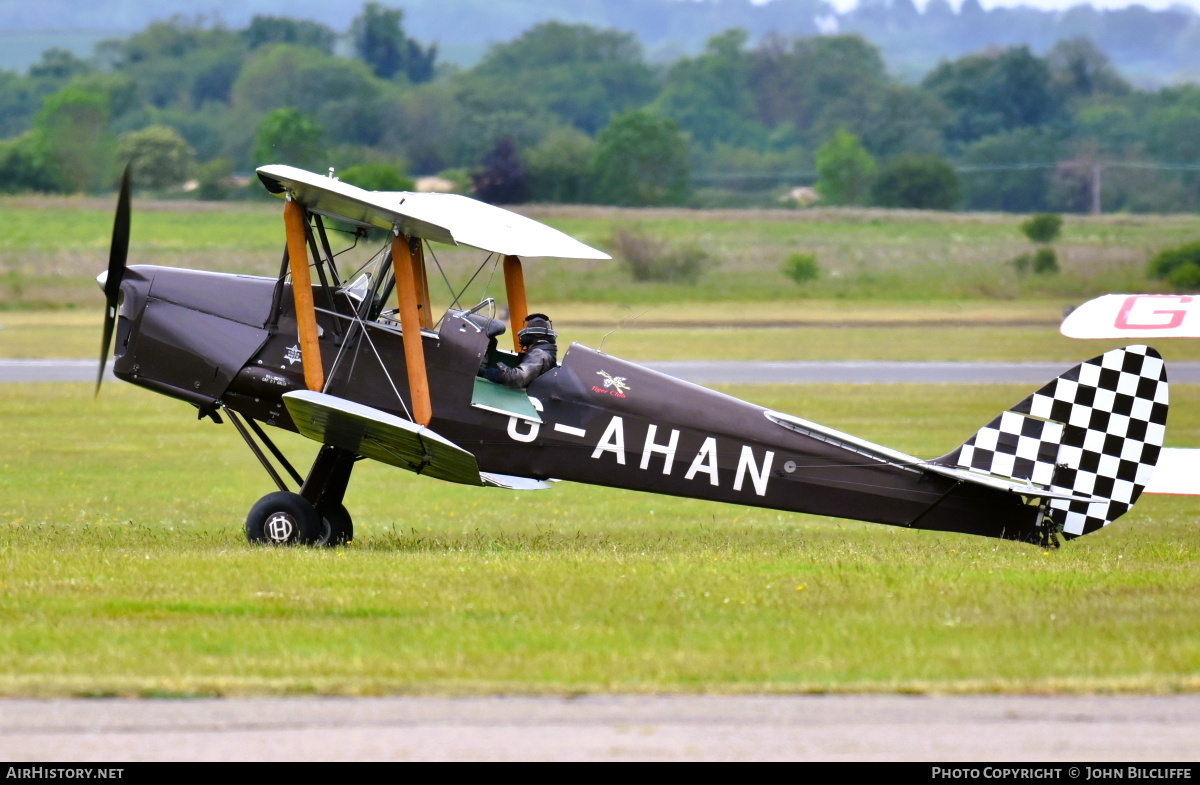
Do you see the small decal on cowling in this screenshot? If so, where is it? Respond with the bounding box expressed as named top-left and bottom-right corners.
top-left (284, 345), bottom-right (302, 365)
top-left (593, 370), bottom-right (630, 398)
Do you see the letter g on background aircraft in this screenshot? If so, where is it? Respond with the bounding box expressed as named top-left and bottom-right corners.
top-left (97, 165), bottom-right (1170, 547)
top-left (1061, 293), bottom-right (1199, 496)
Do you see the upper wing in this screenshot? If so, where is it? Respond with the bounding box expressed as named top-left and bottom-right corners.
top-left (1061, 294), bottom-right (1200, 339)
top-left (257, 164), bottom-right (611, 260)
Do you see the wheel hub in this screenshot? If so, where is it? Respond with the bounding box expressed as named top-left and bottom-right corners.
top-left (264, 511), bottom-right (296, 542)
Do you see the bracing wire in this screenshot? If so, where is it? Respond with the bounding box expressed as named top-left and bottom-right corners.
top-left (598, 305), bottom-right (656, 354)
top-left (430, 247), bottom-right (501, 329)
top-left (321, 248), bottom-right (413, 423)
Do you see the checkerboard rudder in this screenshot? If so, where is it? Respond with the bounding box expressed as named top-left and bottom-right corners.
top-left (933, 345), bottom-right (1169, 543)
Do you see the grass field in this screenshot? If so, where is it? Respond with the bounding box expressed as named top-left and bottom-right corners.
top-left (1, 198), bottom-right (1197, 697)
top-left (1, 382), bottom-right (1197, 697)
top-left (3, 196), bottom-right (1198, 308)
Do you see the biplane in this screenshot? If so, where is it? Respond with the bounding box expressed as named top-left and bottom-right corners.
top-left (97, 165), bottom-right (1170, 547)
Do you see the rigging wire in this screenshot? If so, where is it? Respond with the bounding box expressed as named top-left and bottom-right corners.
top-left (431, 248), bottom-right (501, 329)
top-left (321, 248), bottom-right (414, 423)
top-left (598, 305), bottom-right (656, 354)
top-left (341, 241), bottom-right (390, 284)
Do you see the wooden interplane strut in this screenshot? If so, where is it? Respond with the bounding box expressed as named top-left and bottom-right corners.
top-left (413, 239), bottom-right (432, 329)
top-left (283, 198), bottom-right (325, 392)
top-left (503, 254), bottom-right (528, 352)
top-left (392, 233), bottom-right (433, 426)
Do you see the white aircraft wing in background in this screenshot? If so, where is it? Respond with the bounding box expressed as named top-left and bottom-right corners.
top-left (1061, 294), bottom-right (1200, 339)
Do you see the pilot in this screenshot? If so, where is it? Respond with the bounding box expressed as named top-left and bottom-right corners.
top-left (481, 313), bottom-right (557, 389)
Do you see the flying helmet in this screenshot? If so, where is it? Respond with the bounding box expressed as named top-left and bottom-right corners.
top-left (518, 313), bottom-right (556, 347)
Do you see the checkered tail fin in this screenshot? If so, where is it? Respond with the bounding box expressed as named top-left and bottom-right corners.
top-left (933, 346), bottom-right (1169, 539)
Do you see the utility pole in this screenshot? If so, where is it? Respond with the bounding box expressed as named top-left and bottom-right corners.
top-left (1091, 163), bottom-right (1103, 215)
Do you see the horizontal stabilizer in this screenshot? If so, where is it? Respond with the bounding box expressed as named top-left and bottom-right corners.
top-left (918, 462), bottom-right (1100, 503)
top-left (283, 391), bottom-right (483, 486)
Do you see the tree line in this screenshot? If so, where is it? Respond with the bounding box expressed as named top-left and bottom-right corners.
top-left (1, 2), bottom-right (1198, 213)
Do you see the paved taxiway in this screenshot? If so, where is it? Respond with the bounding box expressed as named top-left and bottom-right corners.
top-left (4, 695), bottom-right (1199, 762)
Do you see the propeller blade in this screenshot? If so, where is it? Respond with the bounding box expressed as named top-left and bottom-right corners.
top-left (97, 166), bottom-right (131, 396)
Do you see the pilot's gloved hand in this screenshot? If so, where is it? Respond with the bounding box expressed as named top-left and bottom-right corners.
top-left (482, 366), bottom-right (504, 384)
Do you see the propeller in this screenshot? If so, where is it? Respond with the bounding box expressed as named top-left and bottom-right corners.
top-left (97, 165), bottom-right (131, 396)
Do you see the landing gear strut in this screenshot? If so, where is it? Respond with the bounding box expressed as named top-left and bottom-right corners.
top-left (227, 407), bottom-right (358, 547)
top-left (301, 445), bottom-right (357, 546)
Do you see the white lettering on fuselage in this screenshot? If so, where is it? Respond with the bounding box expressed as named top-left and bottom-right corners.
top-left (582, 415), bottom-right (773, 497)
top-left (506, 397), bottom-right (544, 443)
top-left (685, 437), bottom-right (720, 486)
top-left (640, 424), bottom-right (679, 474)
top-left (505, 411), bottom-right (775, 497)
top-left (734, 445), bottom-right (774, 496)
top-left (591, 415), bottom-right (627, 464)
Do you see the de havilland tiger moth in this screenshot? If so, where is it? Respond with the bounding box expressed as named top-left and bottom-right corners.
top-left (95, 164), bottom-right (1170, 547)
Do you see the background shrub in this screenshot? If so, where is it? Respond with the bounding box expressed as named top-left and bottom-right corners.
top-left (610, 225), bottom-right (713, 284)
top-left (1012, 252), bottom-right (1032, 276)
top-left (194, 158), bottom-right (234, 201)
top-left (1020, 213), bottom-right (1063, 243)
top-left (339, 163), bottom-right (415, 192)
top-left (869, 154), bottom-right (960, 210)
top-left (1147, 240), bottom-right (1200, 280)
top-left (1031, 246), bottom-right (1059, 275)
top-left (782, 252), bottom-right (820, 284)
top-left (1167, 261), bottom-right (1200, 292)
top-left (1013, 247), bottom-right (1059, 276)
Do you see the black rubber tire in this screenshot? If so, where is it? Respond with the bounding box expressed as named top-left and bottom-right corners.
top-left (245, 491), bottom-right (322, 546)
top-left (319, 504), bottom-right (354, 547)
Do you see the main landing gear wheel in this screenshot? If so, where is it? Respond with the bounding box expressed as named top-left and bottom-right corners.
top-left (318, 503), bottom-right (354, 547)
top-left (246, 491), bottom-right (321, 546)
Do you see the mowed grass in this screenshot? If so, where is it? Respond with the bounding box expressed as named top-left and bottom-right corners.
top-left (2, 382), bottom-right (1198, 697)
top-left (2, 196), bottom-right (1198, 308)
